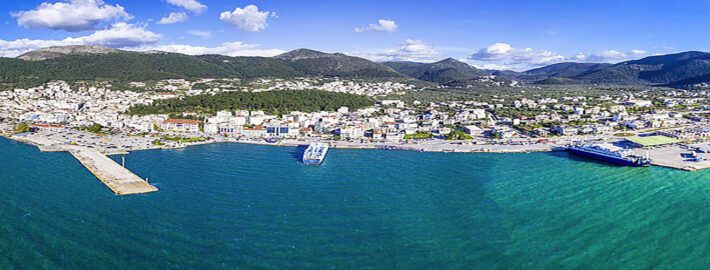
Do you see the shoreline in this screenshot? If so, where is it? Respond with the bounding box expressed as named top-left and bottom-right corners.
top-left (1, 131), bottom-right (563, 155)
top-left (5, 131), bottom-right (709, 172)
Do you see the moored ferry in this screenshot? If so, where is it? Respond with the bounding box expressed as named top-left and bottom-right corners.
top-left (303, 143), bottom-right (329, 165)
top-left (566, 143), bottom-right (651, 167)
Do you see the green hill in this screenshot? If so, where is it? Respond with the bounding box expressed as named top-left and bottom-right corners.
top-left (0, 47), bottom-right (404, 89)
top-left (383, 58), bottom-right (489, 86)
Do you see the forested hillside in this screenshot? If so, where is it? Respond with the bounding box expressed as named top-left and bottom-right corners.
top-left (127, 90), bottom-right (374, 115)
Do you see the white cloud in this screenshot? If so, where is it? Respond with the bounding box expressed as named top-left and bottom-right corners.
top-left (70, 23), bottom-right (161, 47)
top-left (357, 39), bottom-right (440, 62)
top-left (471, 63), bottom-right (508, 70)
top-left (511, 48), bottom-right (566, 66)
top-left (165, 0), bottom-right (206, 13)
top-left (584, 49), bottom-right (650, 62)
top-left (0, 39), bottom-right (70, 57)
top-left (132, 42), bottom-right (284, 57)
top-left (158, 12), bottom-right (188, 24)
top-left (0, 23), bottom-right (161, 57)
top-left (220, 5), bottom-right (274, 32)
top-left (188, 30), bottom-right (211, 39)
top-left (467, 43), bottom-right (653, 70)
top-left (469, 43), bottom-right (513, 60)
top-left (355, 19), bottom-right (398, 33)
top-left (574, 52), bottom-right (587, 61)
top-left (468, 43), bottom-right (566, 70)
top-left (630, 49), bottom-right (647, 55)
top-left (12, 0), bottom-right (131, 32)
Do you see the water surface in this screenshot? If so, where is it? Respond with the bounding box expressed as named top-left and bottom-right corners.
top-left (1, 138), bottom-right (710, 269)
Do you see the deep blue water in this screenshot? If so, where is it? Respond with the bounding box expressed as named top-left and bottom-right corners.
top-left (3, 137), bottom-right (710, 269)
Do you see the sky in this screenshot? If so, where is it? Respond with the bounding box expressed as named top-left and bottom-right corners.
top-left (1, 0), bottom-right (710, 71)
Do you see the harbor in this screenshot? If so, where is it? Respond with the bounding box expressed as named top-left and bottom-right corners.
top-left (67, 146), bottom-right (157, 195)
top-left (9, 132), bottom-right (158, 195)
top-left (10, 128), bottom-right (710, 173)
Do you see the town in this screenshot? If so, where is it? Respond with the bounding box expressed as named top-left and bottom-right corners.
top-left (2, 78), bottom-right (710, 170)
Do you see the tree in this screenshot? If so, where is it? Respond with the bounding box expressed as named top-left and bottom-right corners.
top-left (85, 123), bottom-right (103, 134)
top-left (14, 123), bottom-right (30, 134)
top-left (127, 90), bottom-right (374, 115)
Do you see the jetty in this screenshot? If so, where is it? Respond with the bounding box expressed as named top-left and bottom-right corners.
top-left (67, 146), bottom-right (158, 195)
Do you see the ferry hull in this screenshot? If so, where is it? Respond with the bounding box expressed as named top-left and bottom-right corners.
top-left (302, 158), bottom-right (324, 165)
top-left (567, 148), bottom-right (649, 167)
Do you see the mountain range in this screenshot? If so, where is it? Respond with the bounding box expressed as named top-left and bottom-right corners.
top-left (4, 45), bottom-right (710, 89)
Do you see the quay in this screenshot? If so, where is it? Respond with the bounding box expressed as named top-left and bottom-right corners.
top-left (8, 132), bottom-right (158, 195)
top-left (67, 145), bottom-right (158, 195)
top-left (634, 145), bottom-right (710, 172)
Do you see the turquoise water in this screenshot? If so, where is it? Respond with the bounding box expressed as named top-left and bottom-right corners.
top-left (2, 137), bottom-right (710, 269)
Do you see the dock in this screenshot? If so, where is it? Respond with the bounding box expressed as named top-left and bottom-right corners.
top-left (633, 145), bottom-right (710, 171)
top-left (67, 146), bottom-right (158, 195)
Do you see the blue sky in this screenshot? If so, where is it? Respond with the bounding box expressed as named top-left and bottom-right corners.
top-left (1, 0), bottom-right (709, 70)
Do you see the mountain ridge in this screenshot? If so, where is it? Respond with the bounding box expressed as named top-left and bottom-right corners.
top-left (6, 46), bottom-right (710, 89)
top-left (383, 58), bottom-right (490, 86)
top-left (17, 45), bottom-right (122, 61)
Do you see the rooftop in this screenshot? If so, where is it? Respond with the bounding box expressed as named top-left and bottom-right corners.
top-left (163, 119), bottom-right (201, 125)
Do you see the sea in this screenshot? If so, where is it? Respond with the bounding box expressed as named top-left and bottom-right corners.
top-left (2, 136), bottom-right (710, 269)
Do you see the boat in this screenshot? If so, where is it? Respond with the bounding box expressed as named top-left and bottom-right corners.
top-left (377, 145), bottom-right (398, 150)
top-left (566, 142), bottom-right (651, 167)
top-left (302, 143), bottom-right (329, 165)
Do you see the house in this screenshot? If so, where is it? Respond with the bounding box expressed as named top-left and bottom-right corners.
top-left (532, 128), bottom-right (549, 137)
top-left (30, 124), bottom-right (64, 132)
top-left (491, 126), bottom-right (516, 139)
top-left (552, 125), bottom-right (578, 136)
top-left (161, 119), bottom-right (201, 132)
top-left (625, 100), bottom-right (653, 108)
top-left (462, 125), bottom-right (484, 136)
top-left (337, 126), bottom-right (365, 139)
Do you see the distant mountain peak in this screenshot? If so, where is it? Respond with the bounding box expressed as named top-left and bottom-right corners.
top-left (383, 58), bottom-right (489, 86)
top-left (276, 49), bottom-right (336, 60)
top-left (18, 45), bottom-right (121, 61)
top-left (274, 48), bottom-right (401, 78)
top-left (432, 58), bottom-right (471, 68)
top-left (437, 57), bottom-right (462, 63)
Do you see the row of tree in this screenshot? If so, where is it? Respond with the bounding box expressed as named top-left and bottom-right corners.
top-left (128, 90), bottom-right (374, 115)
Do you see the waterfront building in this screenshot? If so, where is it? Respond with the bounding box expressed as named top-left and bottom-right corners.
top-left (161, 119), bottom-right (201, 132)
top-left (241, 126), bottom-right (267, 137)
top-left (266, 125), bottom-right (296, 137)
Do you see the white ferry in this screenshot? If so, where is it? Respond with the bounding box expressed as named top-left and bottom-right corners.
top-left (566, 142), bottom-right (651, 167)
top-left (302, 143), bottom-right (329, 165)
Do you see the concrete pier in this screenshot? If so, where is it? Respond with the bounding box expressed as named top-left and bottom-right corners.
top-left (633, 145), bottom-right (710, 171)
top-left (67, 146), bottom-right (158, 195)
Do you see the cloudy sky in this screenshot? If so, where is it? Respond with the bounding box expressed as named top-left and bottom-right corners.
top-left (0, 0), bottom-right (709, 71)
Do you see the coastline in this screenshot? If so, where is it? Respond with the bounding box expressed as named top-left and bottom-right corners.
top-left (6, 130), bottom-right (710, 172)
top-left (0, 131), bottom-right (564, 155)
